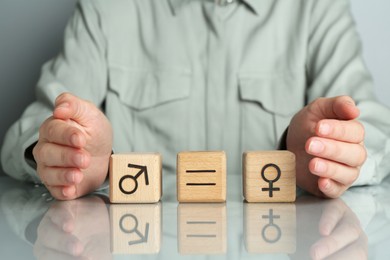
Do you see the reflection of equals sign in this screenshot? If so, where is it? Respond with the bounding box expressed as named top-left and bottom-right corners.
top-left (186, 170), bottom-right (216, 186)
top-left (186, 221), bottom-right (217, 238)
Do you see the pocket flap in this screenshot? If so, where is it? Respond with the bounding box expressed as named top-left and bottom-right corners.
top-left (109, 66), bottom-right (191, 110)
top-left (239, 75), bottom-right (303, 116)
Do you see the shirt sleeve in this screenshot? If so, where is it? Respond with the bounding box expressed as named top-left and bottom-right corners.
top-left (1, 0), bottom-right (108, 183)
top-left (306, 0), bottom-right (390, 186)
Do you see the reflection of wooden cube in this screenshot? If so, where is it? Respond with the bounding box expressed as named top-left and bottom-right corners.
top-left (177, 151), bottom-right (226, 202)
top-left (243, 151), bottom-right (296, 202)
top-left (109, 153), bottom-right (162, 203)
top-left (244, 203), bottom-right (296, 254)
top-left (178, 203), bottom-right (227, 254)
top-left (110, 203), bottom-right (162, 254)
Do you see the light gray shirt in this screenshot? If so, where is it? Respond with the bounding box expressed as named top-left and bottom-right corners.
top-left (2, 0), bottom-right (390, 187)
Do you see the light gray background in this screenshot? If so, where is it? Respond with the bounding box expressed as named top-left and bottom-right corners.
top-left (0, 0), bottom-right (389, 177)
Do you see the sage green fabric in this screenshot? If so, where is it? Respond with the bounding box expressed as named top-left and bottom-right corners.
top-left (2, 0), bottom-right (390, 189)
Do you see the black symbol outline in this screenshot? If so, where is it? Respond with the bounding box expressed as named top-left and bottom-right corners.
top-left (185, 169), bottom-right (217, 186)
top-left (119, 213), bottom-right (150, 246)
top-left (261, 163), bottom-right (281, 197)
top-left (261, 209), bottom-right (281, 244)
top-left (119, 164), bottom-right (149, 195)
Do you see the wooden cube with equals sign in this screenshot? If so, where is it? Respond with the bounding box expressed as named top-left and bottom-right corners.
top-left (177, 151), bottom-right (226, 203)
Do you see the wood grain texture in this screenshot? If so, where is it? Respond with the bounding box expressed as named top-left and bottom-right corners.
top-left (178, 203), bottom-right (227, 254)
top-left (243, 151), bottom-right (296, 202)
top-left (244, 203), bottom-right (296, 253)
top-left (110, 203), bottom-right (161, 254)
top-left (109, 153), bottom-right (162, 203)
top-left (177, 151), bottom-right (226, 202)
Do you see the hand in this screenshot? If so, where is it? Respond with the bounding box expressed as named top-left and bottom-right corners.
top-left (33, 93), bottom-right (113, 200)
top-left (310, 199), bottom-right (367, 260)
top-left (33, 196), bottom-right (112, 260)
top-left (287, 96), bottom-right (366, 198)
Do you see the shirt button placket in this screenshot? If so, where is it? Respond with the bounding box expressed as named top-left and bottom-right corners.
top-left (205, 6), bottom-right (226, 150)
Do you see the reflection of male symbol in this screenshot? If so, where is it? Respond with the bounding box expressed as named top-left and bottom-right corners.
top-left (262, 209), bottom-right (282, 244)
top-left (119, 213), bottom-right (150, 246)
top-left (119, 163), bottom-right (149, 195)
top-left (261, 163), bottom-right (281, 197)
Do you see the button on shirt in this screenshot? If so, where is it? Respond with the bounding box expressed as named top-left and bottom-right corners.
top-left (2, 0), bottom-right (390, 189)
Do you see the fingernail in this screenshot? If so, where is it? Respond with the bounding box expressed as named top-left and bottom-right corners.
top-left (74, 154), bottom-right (84, 167)
top-left (309, 140), bottom-right (325, 154)
top-left (62, 186), bottom-right (75, 197)
top-left (319, 123), bottom-right (331, 136)
top-left (314, 160), bottom-right (327, 173)
top-left (57, 102), bottom-right (69, 109)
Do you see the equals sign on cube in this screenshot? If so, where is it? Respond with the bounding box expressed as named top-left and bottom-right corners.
top-left (177, 151), bottom-right (226, 203)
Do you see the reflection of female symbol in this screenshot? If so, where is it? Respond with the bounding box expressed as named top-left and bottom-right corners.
top-left (261, 163), bottom-right (281, 197)
top-left (119, 214), bottom-right (149, 245)
top-left (119, 164), bottom-right (149, 195)
top-left (261, 209), bottom-right (281, 243)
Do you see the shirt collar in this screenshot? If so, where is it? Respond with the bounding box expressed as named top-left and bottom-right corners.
top-left (168, 0), bottom-right (261, 16)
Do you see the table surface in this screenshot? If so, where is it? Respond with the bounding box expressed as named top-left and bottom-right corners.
top-left (1, 174), bottom-right (389, 260)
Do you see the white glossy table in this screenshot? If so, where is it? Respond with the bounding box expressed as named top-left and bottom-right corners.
top-left (1, 174), bottom-right (389, 259)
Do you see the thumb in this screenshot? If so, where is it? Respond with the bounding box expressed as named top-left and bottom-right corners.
top-left (314, 95), bottom-right (360, 120)
top-left (53, 93), bottom-right (94, 126)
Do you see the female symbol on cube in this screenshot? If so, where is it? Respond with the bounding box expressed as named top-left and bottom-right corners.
top-left (261, 163), bottom-right (281, 197)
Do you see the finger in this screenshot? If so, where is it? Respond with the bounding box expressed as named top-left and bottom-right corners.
top-left (54, 92), bottom-right (98, 127)
top-left (306, 137), bottom-right (366, 167)
top-left (310, 96), bottom-right (360, 120)
top-left (40, 118), bottom-right (86, 148)
top-left (34, 244), bottom-right (86, 260)
top-left (46, 201), bottom-right (81, 232)
top-left (316, 119), bottom-right (365, 144)
top-left (317, 199), bottom-right (346, 236)
top-left (36, 217), bottom-right (84, 256)
top-left (34, 142), bottom-right (90, 169)
top-left (310, 221), bottom-right (361, 260)
top-left (309, 157), bottom-right (359, 186)
top-left (325, 233), bottom-right (368, 260)
top-left (46, 185), bottom-right (79, 200)
top-left (38, 165), bottom-right (84, 186)
top-left (318, 178), bottom-right (347, 199)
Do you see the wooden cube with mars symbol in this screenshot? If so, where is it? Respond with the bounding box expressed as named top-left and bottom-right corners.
top-left (243, 151), bottom-right (296, 202)
top-left (109, 153), bottom-right (162, 203)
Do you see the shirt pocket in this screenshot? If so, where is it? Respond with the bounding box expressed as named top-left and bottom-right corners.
top-left (107, 65), bottom-right (192, 167)
top-left (238, 73), bottom-right (305, 149)
top-left (108, 66), bottom-right (191, 110)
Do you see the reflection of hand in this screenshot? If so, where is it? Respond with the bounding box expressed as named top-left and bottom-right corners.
top-left (287, 96), bottom-right (366, 198)
top-left (33, 93), bottom-right (113, 200)
top-left (34, 196), bottom-right (112, 260)
top-left (310, 199), bottom-right (367, 260)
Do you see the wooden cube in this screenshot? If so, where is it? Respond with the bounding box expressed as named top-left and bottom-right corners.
top-left (178, 203), bottom-right (227, 254)
top-left (243, 151), bottom-right (296, 202)
top-left (109, 153), bottom-right (162, 203)
top-left (177, 151), bottom-right (226, 203)
top-left (110, 203), bottom-right (162, 254)
top-left (244, 203), bottom-right (296, 253)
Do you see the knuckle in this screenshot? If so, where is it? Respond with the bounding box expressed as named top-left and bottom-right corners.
top-left (56, 92), bottom-right (71, 102)
top-left (60, 149), bottom-right (69, 165)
